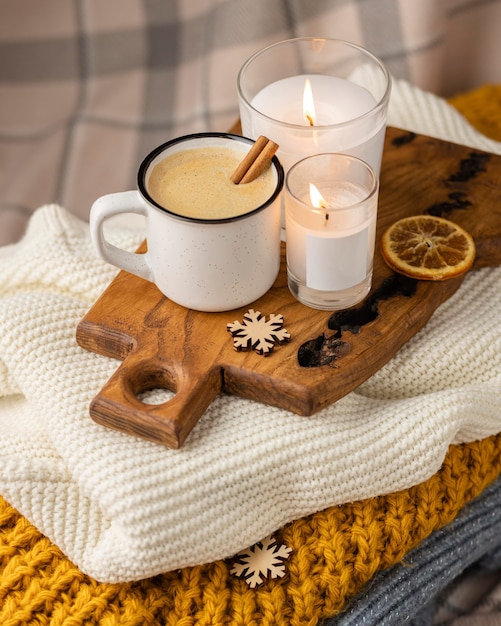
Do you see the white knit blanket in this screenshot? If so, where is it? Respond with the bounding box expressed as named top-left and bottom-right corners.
top-left (0, 79), bottom-right (500, 583)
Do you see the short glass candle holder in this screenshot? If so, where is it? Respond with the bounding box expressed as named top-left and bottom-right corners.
top-left (285, 153), bottom-right (379, 310)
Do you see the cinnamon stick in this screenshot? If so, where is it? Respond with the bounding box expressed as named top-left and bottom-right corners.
top-left (231, 135), bottom-right (279, 184)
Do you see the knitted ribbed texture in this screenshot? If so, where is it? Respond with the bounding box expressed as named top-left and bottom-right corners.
top-left (326, 468), bottom-right (501, 625)
top-left (0, 81), bottom-right (500, 623)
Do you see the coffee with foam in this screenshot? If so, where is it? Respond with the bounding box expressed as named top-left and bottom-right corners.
top-left (147, 147), bottom-right (276, 220)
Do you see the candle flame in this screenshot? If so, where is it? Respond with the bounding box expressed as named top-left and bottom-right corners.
top-left (303, 79), bottom-right (317, 126)
top-left (309, 183), bottom-right (327, 208)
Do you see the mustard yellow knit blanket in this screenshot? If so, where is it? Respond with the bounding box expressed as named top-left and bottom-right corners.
top-left (1, 83), bottom-right (501, 625)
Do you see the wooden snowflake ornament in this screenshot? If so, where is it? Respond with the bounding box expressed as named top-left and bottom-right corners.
top-left (227, 309), bottom-right (291, 355)
top-left (230, 535), bottom-right (292, 587)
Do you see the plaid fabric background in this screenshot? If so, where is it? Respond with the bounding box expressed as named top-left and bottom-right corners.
top-left (1, 0), bottom-right (501, 244)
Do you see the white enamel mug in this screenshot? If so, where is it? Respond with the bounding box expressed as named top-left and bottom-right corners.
top-left (90, 133), bottom-right (284, 312)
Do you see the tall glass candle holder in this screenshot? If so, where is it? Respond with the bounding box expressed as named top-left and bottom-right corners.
top-left (237, 38), bottom-right (391, 177)
top-left (285, 153), bottom-right (379, 310)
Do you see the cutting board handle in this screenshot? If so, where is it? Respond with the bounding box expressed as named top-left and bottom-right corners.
top-left (88, 351), bottom-right (222, 449)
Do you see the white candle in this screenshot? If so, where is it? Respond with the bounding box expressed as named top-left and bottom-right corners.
top-left (243, 74), bottom-right (386, 175)
top-left (286, 181), bottom-right (377, 291)
top-left (285, 153), bottom-right (379, 310)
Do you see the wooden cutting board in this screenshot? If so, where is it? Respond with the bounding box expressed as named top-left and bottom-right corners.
top-left (76, 127), bottom-right (501, 448)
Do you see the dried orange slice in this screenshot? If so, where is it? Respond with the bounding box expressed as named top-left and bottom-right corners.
top-left (381, 215), bottom-right (476, 280)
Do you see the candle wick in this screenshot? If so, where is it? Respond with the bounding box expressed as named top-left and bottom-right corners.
top-left (318, 200), bottom-right (329, 225)
top-left (306, 114), bottom-right (315, 127)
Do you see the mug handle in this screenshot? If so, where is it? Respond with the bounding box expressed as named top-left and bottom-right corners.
top-left (90, 191), bottom-right (153, 283)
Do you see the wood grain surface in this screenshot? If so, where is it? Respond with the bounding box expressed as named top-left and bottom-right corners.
top-left (76, 127), bottom-right (501, 448)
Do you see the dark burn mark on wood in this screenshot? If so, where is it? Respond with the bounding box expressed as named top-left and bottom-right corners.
top-left (425, 152), bottom-right (489, 217)
top-left (298, 334), bottom-right (351, 368)
top-left (426, 191), bottom-right (472, 217)
top-left (328, 274), bottom-right (418, 332)
top-left (392, 131), bottom-right (417, 147)
top-left (447, 151), bottom-right (490, 183)
top-left (297, 274), bottom-right (418, 368)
